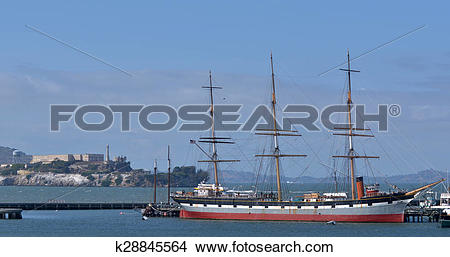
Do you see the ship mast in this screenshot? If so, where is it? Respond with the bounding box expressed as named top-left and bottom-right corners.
top-left (208, 71), bottom-right (219, 188)
top-left (153, 159), bottom-right (157, 203)
top-left (190, 71), bottom-right (239, 195)
top-left (270, 53), bottom-right (282, 201)
top-left (167, 145), bottom-right (171, 203)
top-left (255, 53), bottom-right (306, 201)
top-left (346, 51), bottom-right (356, 200)
top-left (332, 50), bottom-right (379, 200)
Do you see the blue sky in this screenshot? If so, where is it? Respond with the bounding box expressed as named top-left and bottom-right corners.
top-left (0, 1), bottom-right (449, 179)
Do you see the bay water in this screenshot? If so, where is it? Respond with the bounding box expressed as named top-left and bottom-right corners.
top-left (0, 185), bottom-right (448, 237)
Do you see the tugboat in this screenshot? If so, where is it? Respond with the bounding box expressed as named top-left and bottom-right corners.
top-left (142, 146), bottom-right (180, 219)
top-left (172, 53), bottom-right (445, 223)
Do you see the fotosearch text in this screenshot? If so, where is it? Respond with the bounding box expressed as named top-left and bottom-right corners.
top-left (50, 104), bottom-right (400, 132)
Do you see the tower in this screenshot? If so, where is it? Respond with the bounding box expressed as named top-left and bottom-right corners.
top-left (105, 144), bottom-right (110, 162)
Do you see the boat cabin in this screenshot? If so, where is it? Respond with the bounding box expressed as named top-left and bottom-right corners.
top-left (365, 184), bottom-right (380, 197)
top-left (440, 193), bottom-right (450, 207)
top-left (322, 192), bottom-right (348, 201)
top-left (303, 193), bottom-right (321, 202)
top-left (194, 183), bottom-right (224, 197)
top-left (225, 190), bottom-right (255, 198)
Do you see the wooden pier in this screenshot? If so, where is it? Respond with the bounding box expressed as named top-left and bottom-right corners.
top-left (0, 209), bottom-right (23, 219)
top-left (404, 207), bottom-right (442, 223)
top-left (0, 202), bottom-right (148, 210)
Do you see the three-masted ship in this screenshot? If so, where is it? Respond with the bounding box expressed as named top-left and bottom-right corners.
top-left (172, 53), bottom-right (443, 223)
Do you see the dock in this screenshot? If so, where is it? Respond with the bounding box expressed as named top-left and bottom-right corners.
top-left (0, 202), bottom-right (148, 210)
top-left (404, 207), bottom-right (442, 223)
top-left (0, 209), bottom-right (23, 219)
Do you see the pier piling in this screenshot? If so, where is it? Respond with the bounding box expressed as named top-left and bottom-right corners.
top-left (0, 209), bottom-right (23, 219)
top-left (404, 207), bottom-right (442, 223)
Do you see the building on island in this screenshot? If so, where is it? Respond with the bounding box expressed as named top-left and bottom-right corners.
top-left (31, 154), bottom-right (104, 164)
top-left (31, 154), bottom-right (75, 164)
top-left (81, 154), bottom-right (104, 162)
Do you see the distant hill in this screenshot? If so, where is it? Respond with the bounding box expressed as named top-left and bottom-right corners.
top-left (295, 170), bottom-right (448, 184)
top-left (206, 169), bottom-right (256, 183)
top-left (0, 166), bottom-right (208, 187)
top-left (0, 146), bottom-right (16, 164)
top-left (382, 169), bottom-right (448, 184)
top-left (209, 169), bottom-right (449, 184)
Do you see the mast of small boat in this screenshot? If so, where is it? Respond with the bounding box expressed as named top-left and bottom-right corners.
top-left (167, 145), bottom-right (171, 203)
top-left (255, 53), bottom-right (306, 201)
top-left (332, 51), bottom-right (379, 200)
top-left (153, 159), bottom-right (157, 203)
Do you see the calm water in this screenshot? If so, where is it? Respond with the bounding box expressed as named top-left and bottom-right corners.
top-left (0, 186), bottom-right (448, 237)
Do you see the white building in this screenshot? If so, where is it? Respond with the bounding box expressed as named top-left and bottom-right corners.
top-left (31, 154), bottom-right (104, 164)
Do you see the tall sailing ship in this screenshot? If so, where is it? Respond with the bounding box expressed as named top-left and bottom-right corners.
top-left (172, 53), bottom-right (444, 223)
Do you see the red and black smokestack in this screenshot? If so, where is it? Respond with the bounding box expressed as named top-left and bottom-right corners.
top-left (356, 176), bottom-right (365, 199)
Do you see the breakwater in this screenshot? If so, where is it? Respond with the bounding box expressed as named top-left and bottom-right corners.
top-left (0, 202), bottom-right (147, 210)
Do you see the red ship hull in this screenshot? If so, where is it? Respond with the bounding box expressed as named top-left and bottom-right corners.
top-left (180, 209), bottom-right (404, 223)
